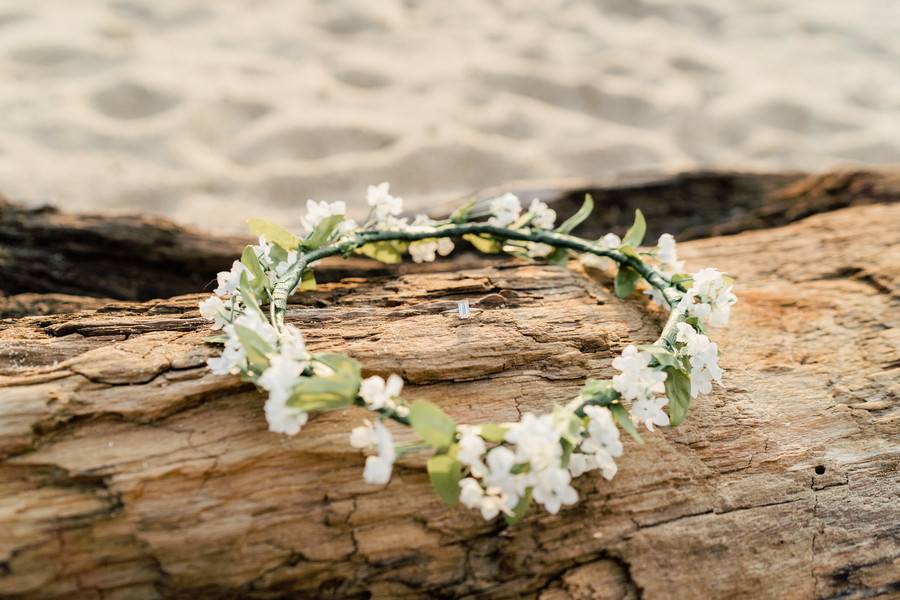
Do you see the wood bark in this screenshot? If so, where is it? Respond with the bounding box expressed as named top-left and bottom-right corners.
top-left (0, 171), bottom-right (898, 599)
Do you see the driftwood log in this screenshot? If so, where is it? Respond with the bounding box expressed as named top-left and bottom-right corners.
top-left (0, 171), bottom-right (899, 599)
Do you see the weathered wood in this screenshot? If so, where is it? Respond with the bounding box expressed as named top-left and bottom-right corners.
top-left (3, 169), bottom-right (895, 305)
top-left (0, 182), bottom-right (899, 598)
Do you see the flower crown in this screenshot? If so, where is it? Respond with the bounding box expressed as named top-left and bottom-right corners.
top-left (200, 183), bottom-right (736, 523)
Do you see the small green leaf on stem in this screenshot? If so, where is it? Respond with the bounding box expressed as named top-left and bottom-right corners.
top-left (664, 367), bottom-right (692, 426)
top-left (410, 399), bottom-right (457, 450)
top-left (555, 194), bottom-right (594, 234)
top-left (241, 246), bottom-right (271, 292)
top-left (480, 423), bottom-right (508, 443)
top-left (303, 214), bottom-right (344, 250)
top-left (288, 353), bottom-right (361, 411)
top-left (233, 324), bottom-right (272, 373)
top-left (355, 240), bottom-right (407, 264)
top-left (504, 488), bottom-right (533, 526)
top-left (614, 266), bottom-right (641, 298)
top-left (247, 218), bottom-right (300, 251)
top-left (427, 452), bottom-right (462, 506)
top-left (622, 208), bottom-right (646, 247)
top-left (299, 268), bottom-right (316, 291)
top-left (463, 233), bottom-right (502, 254)
top-left (609, 402), bottom-right (643, 444)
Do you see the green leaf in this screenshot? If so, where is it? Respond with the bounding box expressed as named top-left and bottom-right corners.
top-left (355, 241), bottom-right (407, 264)
top-left (480, 423), bottom-right (508, 443)
top-left (239, 272), bottom-right (264, 316)
top-left (555, 194), bottom-right (594, 234)
top-left (299, 268), bottom-right (316, 292)
top-left (288, 353), bottom-right (361, 411)
top-left (614, 266), bottom-right (640, 298)
top-left (302, 214), bottom-right (344, 250)
top-left (233, 324), bottom-right (273, 372)
top-left (450, 198), bottom-right (476, 224)
top-left (609, 402), bottom-right (643, 444)
top-left (504, 488), bottom-right (533, 526)
top-left (463, 233), bottom-right (501, 254)
top-left (427, 452), bottom-right (462, 506)
top-left (670, 273), bottom-right (691, 287)
top-left (202, 334), bottom-right (229, 345)
top-left (638, 345), bottom-right (679, 369)
top-left (684, 316), bottom-right (708, 336)
top-left (241, 246), bottom-right (271, 293)
top-left (622, 208), bottom-right (646, 247)
top-left (664, 367), bottom-right (692, 426)
top-left (618, 244), bottom-right (640, 259)
top-left (546, 247), bottom-right (569, 266)
top-left (409, 399), bottom-right (457, 450)
top-left (580, 379), bottom-right (619, 403)
top-left (247, 218), bottom-right (300, 251)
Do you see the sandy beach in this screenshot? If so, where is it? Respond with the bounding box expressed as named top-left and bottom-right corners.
top-left (0, 0), bottom-right (898, 233)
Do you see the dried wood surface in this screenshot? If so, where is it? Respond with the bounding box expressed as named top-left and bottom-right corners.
top-left (0, 173), bottom-right (899, 599)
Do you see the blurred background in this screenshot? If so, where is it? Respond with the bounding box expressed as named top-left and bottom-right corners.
top-left (0, 0), bottom-right (898, 233)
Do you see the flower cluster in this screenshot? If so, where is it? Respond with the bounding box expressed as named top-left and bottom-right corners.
top-left (675, 322), bottom-right (723, 397)
top-left (612, 345), bottom-right (670, 431)
top-left (679, 268), bottom-right (737, 327)
top-left (198, 181), bottom-right (735, 524)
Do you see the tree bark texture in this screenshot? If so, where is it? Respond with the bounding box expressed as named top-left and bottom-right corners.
top-left (0, 171), bottom-right (898, 599)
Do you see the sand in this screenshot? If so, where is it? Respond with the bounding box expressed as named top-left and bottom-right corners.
top-left (0, 1), bottom-right (898, 233)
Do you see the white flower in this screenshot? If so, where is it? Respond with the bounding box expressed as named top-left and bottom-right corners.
top-left (263, 396), bottom-right (308, 436)
top-left (359, 373), bottom-right (404, 410)
top-left (207, 337), bottom-right (245, 375)
top-left (655, 233), bottom-right (684, 275)
top-left (362, 420), bottom-right (395, 485)
top-left (458, 447), bottom-right (522, 520)
top-left (612, 345), bottom-right (667, 403)
top-left (643, 287), bottom-right (669, 308)
top-left (568, 450), bottom-right (618, 480)
top-left (600, 233), bottom-right (622, 249)
top-left (258, 353), bottom-right (308, 435)
top-left (580, 233), bottom-right (622, 269)
top-left (679, 268), bottom-right (737, 327)
top-left (582, 405), bottom-right (623, 458)
top-left (631, 396), bottom-right (670, 431)
top-left (278, 325), bottom-right (310, 365)
top-left (214, 260), bottom-right (250, 297)
top-left (232, 310), bottom-right (279, 347)
top-left (526, 242), bottom-right (554, 258)
top-left (199, 295), bottom-right (230, 330)
top-left (275, 250), bottom-right (299, 277)
top-left (457, 426), bottom-right (487, 478)
top-left (488, 193), bottom-right (522, 227)
top-left (254, 235), bottom-right (273, 268)
top-left (259, 354), bottom-right (303, 405)
top-left (530, 466), bottom-right (578, 514)
top-left (505, 413), bottom-right (561, 471)
top-left (459, 477), bottom-right (486, 510)
top-left (304, 199), bottom-right (344, 229)
top-left (567, 452), bottom-right (594, 477)
top-left (575, 405), bottom-right (623, 480)
top-left (350, 420), bottom-right (378, 449)
top-left (408, 237), bottom-right (454, 263)
top-left (367, 182), bottom-right (403, 222)
top-left (483, 446), bottom-right (523, 503)
top-left (528, 198), bottom-right (556, 230)
top-left (675, 322), bottom-right (723, 397)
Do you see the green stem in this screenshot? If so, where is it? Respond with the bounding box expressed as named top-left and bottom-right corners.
top-left (272, 223), bottom-right (683, 325)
